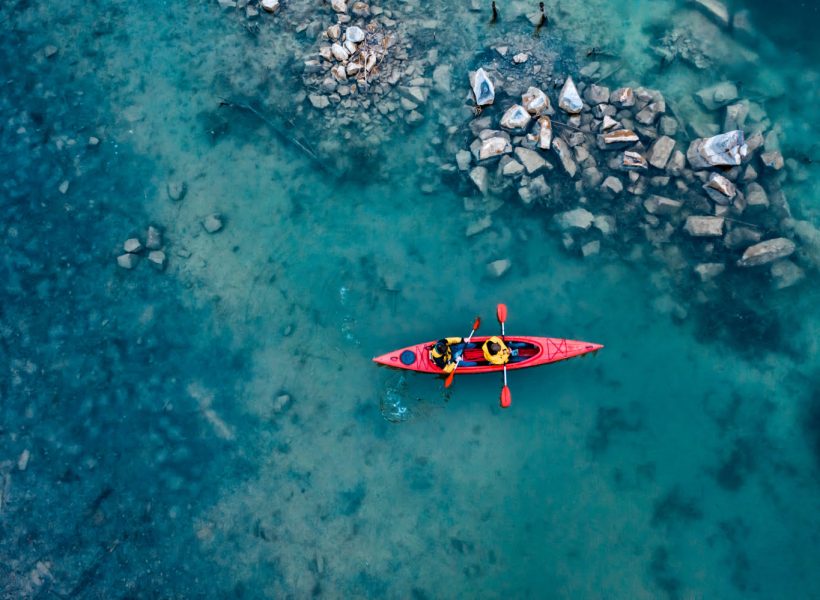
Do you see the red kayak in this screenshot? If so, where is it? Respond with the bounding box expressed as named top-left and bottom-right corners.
top-left (372, 335), bottom-right (603, 374)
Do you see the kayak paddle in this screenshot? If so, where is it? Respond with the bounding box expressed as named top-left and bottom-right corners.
top-left (497, 303), bottom-right (511, 408)
top-left (444, 316), bottom-right (481, 388)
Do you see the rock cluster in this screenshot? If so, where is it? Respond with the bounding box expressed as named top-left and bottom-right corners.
top-left (300, 1), bottom-right (434, 132)
top-left (455, 65), bottom-right (813, 292)
top-left (116, 225), bottom-right (167, 271)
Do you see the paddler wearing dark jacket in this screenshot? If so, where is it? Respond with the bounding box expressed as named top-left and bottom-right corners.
top-left (482, 335), bottom-right (510, 365)
top-left (430, 337), bottom-right (464, 373)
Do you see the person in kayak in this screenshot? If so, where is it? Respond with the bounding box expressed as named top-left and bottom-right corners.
top-left (430, 337), bottom-right (468, 373)
top-left (482, 336), bottom-right (511, 365)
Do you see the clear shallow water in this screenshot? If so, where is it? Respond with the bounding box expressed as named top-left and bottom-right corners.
top-left (1, 0), bottom-right (819, 598)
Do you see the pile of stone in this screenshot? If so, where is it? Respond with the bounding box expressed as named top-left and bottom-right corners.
top-left (216, 0), bottom-right (280, 20)
top-left (454, 66), bottom-right (815, 290)
top-left (300, 1), bottom-right (435, 129)
top-left (116, 226), bottom-right (167, 271)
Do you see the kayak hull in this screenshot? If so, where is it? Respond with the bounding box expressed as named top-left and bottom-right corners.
top-left (372, 336), bottom-right (603, 375)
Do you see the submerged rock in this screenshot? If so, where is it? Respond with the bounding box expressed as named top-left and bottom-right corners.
top-left (760, 150), bottom-right (784, 170)
top-left (601, 176), bottom-right (623, 195)
top-left (123, 238), bottom-right (143, 253)
top-left (470, 68), bottom-right (495, 106)
top-left (703, 173), bottom-right (736, 204)
top-left (584, 84), bottom-right (610, 106)
top-left (558, 76), bottom-right (583, 114)
top-left (500, 104), bottom-right (531, 130)
top-left (522, 87), bottom-right (552, 116)
top-left (737, 237), bottom-right (796, 267)
top-left (695, 81), bottom-right (738, 110)
top-left (167, 180), bottom-right (187, 202)
top-left (686, 130), bottom-right (747, 169)
top-left (514, 147), bottom-right (546, 174)
top-left (469, 166), bottom-right (489, 194)
top-left (554, 208), bottom-right (594, 231)
top-left (146, 226), bottom-right (163, 250)
top-left (647, 135), bottom-right (675, 169)
top-left (261, 0), bottom-right (280, 13)
top-left (644, 195), bottom-right (682, 215)
top-left (203, 214), bottom-right (223, 233)
top-left (695, 262), bottom-right (725, 281)
top-left (455, 149), bottom-right (472, 171)
top-left (684, 216), bottom-right (724, 237)
top-left (551, 137), bottom-right (577, 177)
top-left (148, 250), bottom-right (167, 271)
top-left (486, 259), bottom-right (511, 277)
top-left (724, 226), bottom-right (761, 249)
top-left (117, 253), bottom-right (139, 269)
top-left (501, 159), bottom-right (525, 176)
top-left (692, 0), bottom-right (730, 27)
top-left (770, 260), bottom-right (804, 289)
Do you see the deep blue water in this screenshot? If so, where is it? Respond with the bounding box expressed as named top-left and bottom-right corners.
top-left (1, 0), bottom-right (819, 598)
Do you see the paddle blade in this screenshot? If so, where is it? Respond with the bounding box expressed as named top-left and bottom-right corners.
top-left (497, 303), bottom-right (507, 324)
top-left (444, 370), bottom-right (456, 388)
top-left (500, 386), bottom-right (511, 408)
top-left (473, 316), bottom-right (481, 331)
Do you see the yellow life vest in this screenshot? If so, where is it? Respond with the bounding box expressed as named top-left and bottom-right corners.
top-left (482, 336), bottom-right (510, 365)
top-left (430, 337), bottom-right (463, 372)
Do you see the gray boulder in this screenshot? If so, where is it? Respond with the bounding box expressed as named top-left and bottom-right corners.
top-left (684, 216), bottom-right (725, 237)
top-left (643, 195), bottom-right (683, 215)
top-left (522, 87), bottom-right (552, 116)
top-left (514, 147), bottom-right (546, 174)
top-left (737, 238), bottom-right (796, 267)
top-left (554, 208), bottom-right (594, 231)
top-left (470, 68), bottom-right (495, 106)
top-left (695, 81), bottom-right (738, 110)
top-left (500, 104), bottom-right (531, 130)
top-left (558, 76), bottom-right (583, 114)
top-left (647, 136), bottom-right (676, 169)
top-left (552, 138), bottom-right (577, 177)
top-left (687, 130), bottom-right (747, 169)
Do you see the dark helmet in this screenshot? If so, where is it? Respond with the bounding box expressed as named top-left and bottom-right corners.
top-left (434, 340), bottom-right (448, 354)
top-left (488, 341), bottom-right (501, 354)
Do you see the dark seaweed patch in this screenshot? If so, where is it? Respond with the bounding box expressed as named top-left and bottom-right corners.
top-left (587, 405), bottom-right (643, 455)
top-left (649, 546), bottom-right (681, 599)
top-left (651, 487), bottom-right (704, 528)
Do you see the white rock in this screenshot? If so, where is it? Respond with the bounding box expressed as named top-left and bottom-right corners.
top-left (601, 176), bottom-right (623, 195)
top-left (261, 0), bottom-right (280, 13)
top-left (647, 136), bottom-right (675, 169)
top-left (405, 110), bottom-right (423, 125)
top-left (486, 259), bottom-right (511, 278)
top-left (695, 263), bottom-right (725, 281)
top-left (117, 253), bottom-right (139, 269)
top-left (148, 250), bottom-right (167, 271)
top-left (593, 215), bottom-right (617, 236)
top-left (17, 449), bottom-right (30, 470)
top-left (343, 39), bottom-right (356, 54)
top-left (737, 238), bottom-right (796, 267)
top-left (745, 182), bottom-right (768, 209)
top-left (327, 24), bottom-right (341, 40)
top-left (470, 166), bottom-right (489, 194)
top-left (203, 214), bottom-right (223, 233)
top-left (466, 216), bottom-right (492, 237)
top-left (309, 94), bottom-right (330, 109)
top-left (146, 226), bottom-right (162, 250)
top-left (512, 53), bottom-right (529, 64)
top-left (643, 195), bottom-right (682, 215)
top-left (558, 76), bottom-right (583, 114)
top-left (522, 87), bottom-right (552, 116)
top-left (536, 116), bottom-right (552, 150)
top-left (514, 147), bottom-right (546, 174)
top-left (331, 43), bottom-right (349, 62)
top-left (167, 181), bottom-right (186, 201)
top-left (692, 0), bottom-right (730, 27)
top-left (554, 208), bottom-right (594, 231)
top-left (58, 180), bottom-right (69, 194)
top-left (601, 115), bottom-right (618, 131)
top-left (502, 159), bottom-right (525, 176)
top-left (331, 0), bottom-right (347, 13)
top-left (684, 216), bottom-right (725, 237)
top-left (500, 104), bottom-right (531, 130)
top-left (603, 129), bottom-right (639, 144)
top-left (686, 130), bottom-right (747, 169)
top-left (703, 173), bottom-right (736, 204)
top-left (432, 64), bottom-right (452, 94)
top-left (331, 64), bottom-right (347, 81)
top-left (470, 68), bottom-right (495, 106)
top-left (345, 25), bottom-right (365, 43)
top-left (123, 238), bottom-right (142, 253)
top-left (761, 150), bottom-right (784, 170)
top-left (695, 81), bottom-right (738, 110)
top-left (456, 150), bottom-right (472, 171)
top-left (623, 151), bottom-right (648, 170)
top-left (479, 137), bottom-right (512, 160)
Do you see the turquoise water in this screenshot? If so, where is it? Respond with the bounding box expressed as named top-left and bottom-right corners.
top-left (1, 0), bottom-right (819, 597)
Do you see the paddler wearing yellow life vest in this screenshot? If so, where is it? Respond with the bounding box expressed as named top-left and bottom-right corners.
top-left (482, 335), bottom-right (510, 365)
top-left (430, 337), bottom-right (464, 373)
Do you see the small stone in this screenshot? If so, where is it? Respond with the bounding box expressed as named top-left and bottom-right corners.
top-left (581, 240), bottom-right (601, 257)
top-left (684, 216), bottom-right (725, 237)
top-left (331, 43), bottom-right (349, 62)
top-left (350, 1), bottom-right (369, 17)
top-left (88, 136), bottom-right (100, 146)
top-left (522, 87), bottom-right (552, 116)
top-left (643, 195), bottom-right (682, 215)
top-left (470, 166), bottom-right (489, 194)
top-left (584, 84), bottom-right (610, 106)
top-left (593, 215), bottom-right (617, 236)
top-left (405, 110), bottom-right (423, 125)
top-left (623, 151), bottom-right (648, 170)
top-left (486, 259), bottom-right (511, 278)
top-left (479, 137), bottom-right (512, 160)
top-left (44, 45), bottom-right (58, 58)
top-left (601, 115), bottom-right (618, 131)
top-left (331, 0), bottom-right (347, 13)
top-left (745, 182), bottom-right (768, 209)
top-left (167, 180), bottom-right (187, 201)
top-left (466, 215), bottom-right (492, 237)
top-left (500, 105), bottom-right (531, 130)
top-left (635, 104), bottom-right (660, 125)
top-left (703, 173), bottom-right (736, 204)
top-left (327, 24), bottom-right (341, 40)
top-left (742, 164), bottom-right (758, 182)
top-left (432, 64), bottom-right (452, 94)
top-left (724, 227), bottom-right (762, 250)
top-left (601, 176), bottom-right (623, 195)
top-left (147, 250), bottom-right (166, 271)
top-left (536, 116), bottom-right (552, 150)
top-left (695, 81), bottom-right (738, 110)
top-left (123, 238), bottom-right (143, 253)
top-left (260, 0), bottom-right (280, 13)
top-left (659, 116), bottom-right (678, 137)
top-left (58, 181), bottom-right (69, 194)
top-left (514, 147), bottom-right (546, 174)
top-left (117, 253), bottom-right (139, 269)
top-left (502, 159), bottom-right (525, 177)
top-left (760, 150), bottom-right (784, 170)
top-left (737, 238), bottom-right (796, 267)
top-left (513, 53), bottom-right (529, 64)
top-left (647, 136), bottom-right (675, 169)
top-left (345, 25), bottom-right (365, 43)
top-left (309, 94), bottom-right (330, 109)
top-left (203, 214), bottom-right (223, 233)
top-left (554, 208), bottom-right (594, 231)
top-left (695, 263), bottom-right (725, 281)
top-left (770, 260), bottom-right (804, 289)
top-left (17, 449), bottom-right (30, 471)
top-left (456, 150), bottom-right (472, 171)
top-left (331, 64), bottom-right (347, 81)
top-left (610, 87), bottom-right (634, 108)
top-left (558, 76), bottom-right (583, 114)
top-left (603, 129), bottom-right (639, 144)
top-left (470, 68), bottom-right (495, 106)
top-left (273, 393), bottom-right (292, 414)
top-left (552, 138), bottom-right (577, 177)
